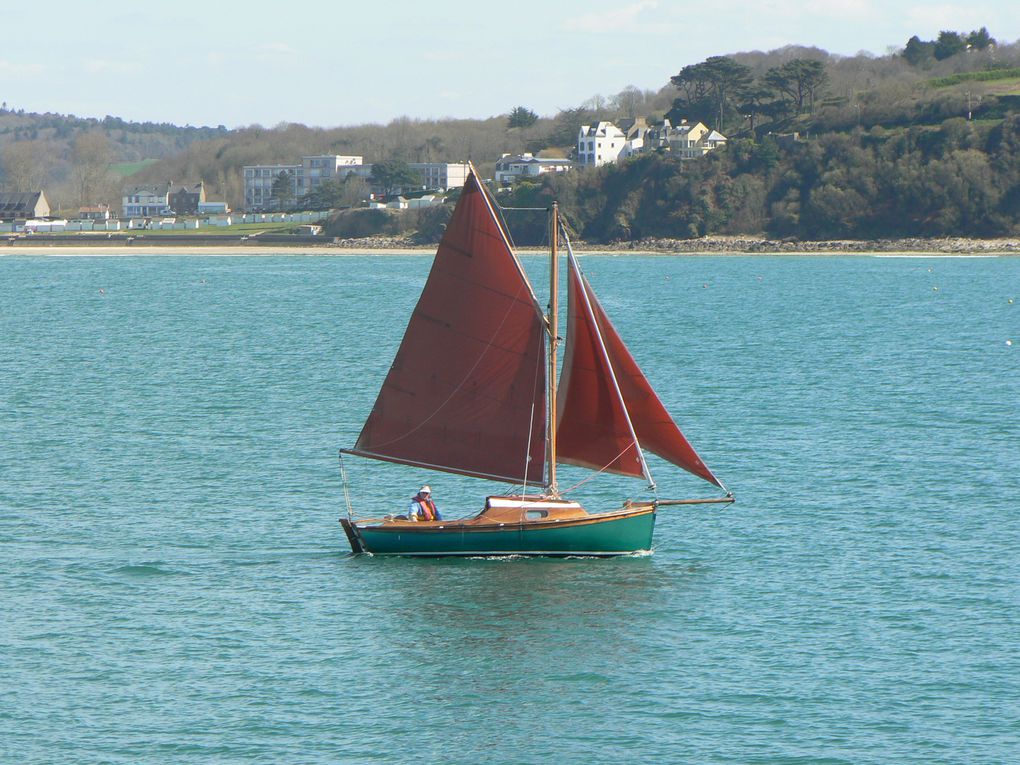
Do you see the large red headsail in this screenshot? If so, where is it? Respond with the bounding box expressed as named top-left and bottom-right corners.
top-left (350, 172), bottom-right (547, 485)
top-left (556, 253), bottom-right (722, 487)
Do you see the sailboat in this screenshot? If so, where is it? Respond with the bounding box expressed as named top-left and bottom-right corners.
top-left (339, 166), bottom-right (732, 556)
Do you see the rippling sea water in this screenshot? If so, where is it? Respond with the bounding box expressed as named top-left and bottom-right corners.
top-left (1, 253), bottom-right (1018, 764)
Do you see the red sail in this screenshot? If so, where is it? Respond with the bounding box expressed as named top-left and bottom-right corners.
top-left (556, 255), bottom-right (646, 479)
top-left (557, 254), bottom-right (722, 487)
top-left (350, 172), bottom-right (547, 485)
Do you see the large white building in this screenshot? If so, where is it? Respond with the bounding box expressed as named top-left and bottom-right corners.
top-left (243, 156), bottom-right (364, 211)
top-left (243, 157), bottom-right (470, 210)
top-left (409, 162), bottom-right (470, 192)
top-left (576, 122), bottom-right (627, 167)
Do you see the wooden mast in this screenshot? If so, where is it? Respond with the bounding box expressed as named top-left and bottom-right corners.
top-left (547, 202), bottom-right (559, 496)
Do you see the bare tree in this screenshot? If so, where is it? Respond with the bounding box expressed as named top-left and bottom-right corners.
top-left (1, 140), bottom-right (57, 192)
top-left (71, 132), bottom-right (113, 207)
top-left (611, 86), bottom-right (644, 119)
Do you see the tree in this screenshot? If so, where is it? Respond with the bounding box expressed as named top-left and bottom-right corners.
top-left (270, 170), bottom-right (296, 210)
top-left (1, 140), bottom-right (56, 192)
top-left (934, 31), bottom-right (966, 61)
top-left (70, 132), bottom-right (113, 207)
top-left (370, 159), bottom-right (423, 196)
top-left (507, 106), bottom-right (539, 130)
top-left (902, 35), bottom-right (936, 67)
top-left (612, 86), bottom-right (644, 119)
top-left (549, 107), bottom-right (597, 147)
top-left (300, 178), bottom-right (345, 211)
top-left (764, 59), bottom-right (829, 114)
top-left (737, 84), bottom-right (778, 135)
top-left (670, 56), bottom-right (753, 131)
top-left (967, 27), bottom-right (995, 50)
top-left (300, 174), bottom-right (370, 210)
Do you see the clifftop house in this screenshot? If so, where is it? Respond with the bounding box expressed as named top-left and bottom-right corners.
top-left (576, 119), bottom-right (726, 166)
top-left (494, 153), bottom-right (573, 185)
top-left (576, 122), bottom-right (628, 167)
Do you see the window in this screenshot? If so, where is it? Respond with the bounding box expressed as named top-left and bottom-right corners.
top-left (525, 510), bottom-right (548, 519)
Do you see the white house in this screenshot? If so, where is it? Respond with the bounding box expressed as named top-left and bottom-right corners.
top-left (123, 184), bottom-right (171, 218)
top-left (576, 122), bottom-right (627, 167)
top-left (494, 153), bottom-right (573, 185)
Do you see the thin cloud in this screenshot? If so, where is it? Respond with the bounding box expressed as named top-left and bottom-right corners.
top-left (806, 0), bottom-right (875, 19)
top-left (564, 1), bottom-right (662, 34)
top-left (256, 41), bottom-right (298, 57)
top-left (423, 51), bottom-right (465, 63)
top-left (83, 59), bottom-right (142, 75)
top-left (0, 59), bottom-right (45, 76)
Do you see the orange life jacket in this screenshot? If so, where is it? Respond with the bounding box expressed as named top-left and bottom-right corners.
top-left (414, 495), bottom-right (438, 521)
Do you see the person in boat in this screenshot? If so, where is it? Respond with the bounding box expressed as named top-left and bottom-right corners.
top-left (408, 485), bottom-right (442, 522)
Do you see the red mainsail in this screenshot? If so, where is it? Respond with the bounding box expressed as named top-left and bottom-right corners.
top-left (556, 253), bottom-right (722, 487)
top-left (350, 173), bottom-right (547, 485)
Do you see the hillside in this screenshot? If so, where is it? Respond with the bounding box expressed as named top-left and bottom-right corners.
top-left (2, 29), bottom-right (1019, 239)
top-left (0, 108), bottom-right (227, 212)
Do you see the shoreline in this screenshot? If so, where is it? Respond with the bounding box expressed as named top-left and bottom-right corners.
top-left (2, 234), bottom-right (1019, 256)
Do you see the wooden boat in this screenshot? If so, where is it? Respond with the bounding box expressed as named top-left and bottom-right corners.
top-left (339, 165), bottom-right (731, 556)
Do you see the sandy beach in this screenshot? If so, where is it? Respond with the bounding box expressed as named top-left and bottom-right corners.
top-left (0, 244), bottom-right (427, 257)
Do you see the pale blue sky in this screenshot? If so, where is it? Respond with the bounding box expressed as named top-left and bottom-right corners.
top-left (2, 0), bottom-right (1017, 128)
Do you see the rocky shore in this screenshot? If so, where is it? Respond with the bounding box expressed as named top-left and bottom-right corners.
top-left (8, 233), bottom-right (1019, 255)
top-left (326, 236), bottom-right (424, 250)
top-left (577, 235), bottom-right (1020, 254)
top-left (323, 234), bottom-right (1020, 254)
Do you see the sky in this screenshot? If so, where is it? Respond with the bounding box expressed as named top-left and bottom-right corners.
top-left (2, 0), bottom-right (1018, 129)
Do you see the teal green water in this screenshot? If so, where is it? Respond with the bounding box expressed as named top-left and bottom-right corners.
top-left (1, 253), bottom-right (1018, 764)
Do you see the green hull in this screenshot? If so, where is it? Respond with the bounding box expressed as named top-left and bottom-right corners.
top-left (345, 509), bottom-right (656, 557)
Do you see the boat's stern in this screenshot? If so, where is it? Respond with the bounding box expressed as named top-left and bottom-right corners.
top-left (339, 518), bottom-right (365, 553)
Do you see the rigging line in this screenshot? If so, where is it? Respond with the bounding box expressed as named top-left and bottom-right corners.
top-left (474, 175), bottom-right (545, 320)
top-left (486, 187), bottom-right (522, 253)
top-left (521, 319), bottom-right (546, 496)
top-left (338, 451), bottom-right (355, 520)
top-left (559, 443), bottom-right (643, 494)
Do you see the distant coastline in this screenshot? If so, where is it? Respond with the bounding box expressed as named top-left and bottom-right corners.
top-left (3, 234), bottom-right (1020, 256)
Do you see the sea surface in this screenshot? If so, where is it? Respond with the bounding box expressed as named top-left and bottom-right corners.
top-left (1, 253), bottom-right (1018, 764)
